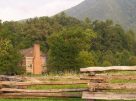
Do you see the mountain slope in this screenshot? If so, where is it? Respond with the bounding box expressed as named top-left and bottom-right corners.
top-left (66, 0), bottom-right (136, 30)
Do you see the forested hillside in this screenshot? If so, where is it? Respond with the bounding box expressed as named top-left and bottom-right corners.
top-left (0, 13), bottom-right (136, 74)
top-left (66, 0), bottom-right (136, 30)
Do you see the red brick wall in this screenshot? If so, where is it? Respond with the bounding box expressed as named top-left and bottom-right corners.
top-left (33, 44), bottom-right (42, 74)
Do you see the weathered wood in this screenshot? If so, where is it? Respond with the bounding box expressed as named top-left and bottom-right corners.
top-left (80, 75), bottom-right (136, 81)
top-left (80, 66), bottom-right (136, 72)
top-left (1, 81), bottom-right (88, 87)
top-left (82, 92), bottom-right (136, 100)
top-left (89, 83), bottom-right (136, 90)
top-left (1, 88), bottom-right (88, 93)
top-left (80, 76), bottom-right (104, 81)
top-left (80, 66), bottom-right (136, 100)
top-left (0, 92), bottom-right (81, 98)
top-left (0, 75), bottom-right (25, 82)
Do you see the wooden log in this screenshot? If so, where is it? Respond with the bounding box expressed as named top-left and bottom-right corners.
top-left (80, 75), bottom-right (136, 81)
top-left (0, 92), bottom-right (81, 98)
top-left (82, 92), bottom-right (136, 100)
top-left (1, 88), bottom-right (88, 93)
top-left (0, 75), bottom-right (24, 82)
top-left (89, 83), bottom-right (136, 90)
top-left (1, 81), bottom-right (88, 87)
top-left (0, 83), bottom-right (27, 89)
top-left (80, 66), bottom-right (136, 72)
top-left (80, 75), bottom-right (103, 80)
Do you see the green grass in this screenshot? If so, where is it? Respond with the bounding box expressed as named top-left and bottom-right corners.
top-left (104, 71), bottom-right (136, 75)
top-left (0, 98), bottom-right (84, 101)
top-left (111, 79), bottom-right (136, 83)
top-left (28, 84), bottom-right (87, 90)
top-left (27, 84), bottom-right (87, 101)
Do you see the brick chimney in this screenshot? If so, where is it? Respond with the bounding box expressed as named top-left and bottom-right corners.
top-left (33, 44), bottom-right (42, 74)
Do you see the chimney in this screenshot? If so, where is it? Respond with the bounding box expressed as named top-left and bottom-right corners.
top-left (33, 44), bottom-right (42, 74)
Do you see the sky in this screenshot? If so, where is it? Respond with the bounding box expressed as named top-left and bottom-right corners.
top-left (0, 0), bottom-right (84, 21)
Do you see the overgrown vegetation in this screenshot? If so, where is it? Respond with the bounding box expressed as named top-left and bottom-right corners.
top-left (0, 38), bottom-right (25, 75)
top-left (0, 13), bottom-right (136, 74)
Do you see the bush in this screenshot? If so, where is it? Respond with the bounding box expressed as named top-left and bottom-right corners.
top-left (128, 56), bottom-right (136, 66)
top-left (102, 60), bottom-right (112, 67)
top-left (0, 38), bottom-right (25, 75)
top-left (77, 51), bottom-right (96, 68)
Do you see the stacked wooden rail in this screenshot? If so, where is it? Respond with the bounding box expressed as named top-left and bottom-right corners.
top-left (80, 66), bottom-right (136, 100)
top-left (0, 80), bottom-right (88, 98)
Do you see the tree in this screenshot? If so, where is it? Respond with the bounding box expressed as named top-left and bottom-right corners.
top-left (53, 12), bottom-right (81, 27)
top-left (84, 17), bottom-right (92, 29)
top-left (92, 20), bottom-right (126, 52)
top-left (47, 26), bottom-right (97, 72)
top-left (0, 38), bottom-right (24, 75)
top-left (115, 50), bottom-right (131, 66)
top-left (77, 51), bottom-right (96, 68)
top-left (102, 50), bottom-right (114, 66)
top-left (0, 15), bottom-right (136, 72)
top-left (102, 60), bottom-right (112, 67)
top-left (125, 30), bottom-right (136, 52)
top-left (128, 56), bottom-right (136, 66)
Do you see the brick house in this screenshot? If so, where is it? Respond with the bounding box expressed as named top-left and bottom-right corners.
top-left (21, 44), bottom-right (46, 74)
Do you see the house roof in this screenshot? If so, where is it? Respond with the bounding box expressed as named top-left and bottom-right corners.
top-left (20, 47), bottom-right (45, 57)
top-left (20, 48), bottom-right (33, 57)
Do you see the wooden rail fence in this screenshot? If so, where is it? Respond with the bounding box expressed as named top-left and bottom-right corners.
top-left (1, 66), bottom-right (136, 99)
top-left (80, 66), bottom-right (136, 101)
top-left (0, 80), bottom-right (88, 98)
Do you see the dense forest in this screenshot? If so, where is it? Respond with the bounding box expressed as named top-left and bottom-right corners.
top-left (0, 13), bottom-right (136, 74)
top-left (66, 0), bottom-right (136, 31)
